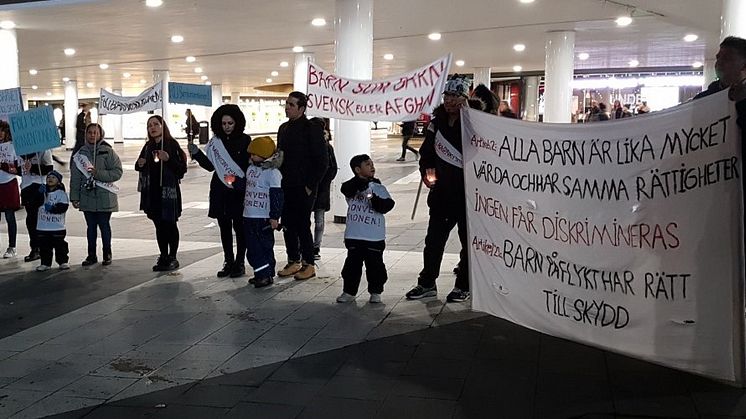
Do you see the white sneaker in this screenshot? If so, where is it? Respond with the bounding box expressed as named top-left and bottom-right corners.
top-left (36, 265), bottom-right (50, 272)
top-left (336, 292), bottom-right (356, 303)
top-left (59, 263), bottom-right (70, 270)
top-left (369, 293), bottom-right (382, 304)
top-left (3, 247), bottom-right (16, 258)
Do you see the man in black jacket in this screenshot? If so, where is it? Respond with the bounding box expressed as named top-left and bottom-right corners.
top-left (276, 92), bottom-right (329, 280)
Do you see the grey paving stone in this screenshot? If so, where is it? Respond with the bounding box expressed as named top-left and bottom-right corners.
top-left (323, 375), bottom-right (393, 401)
top-left (0, 389), bottom-right (49, 418)
top-left (411, 341), bottom-right (478, 361)
top-left (298, 396), bottom-right (379, 419)
top-left (10, 394), bottom-right (103, 419)
top-left (391, 375), bottom-right (465, 401)
top-left (269, 356), bottom-right (344, 384)
top-left (170, 383), bottom-right (254, 408)
top-left (378, 396), bottom-right (457, 419)
top-left (243, 380), bottom-right (324, 406)
top-left (224, 402), bottom-right (302, 419)
top-left (337, 358), bottom-right (407, 379)
top-left (151, 404), bottom-right (230, 418)
top-left (57, 375), bottom-right (139, 400)
top-left (204, 362), bottom-right (281, 387)
top-left (613, 395), bottom-right (699, 418)
top-left (692, 389), bottom-right (746, 416)
top-left (79, 405), bottom-right (159, 418)
top-left (403, 357), bottom-right (472, 379)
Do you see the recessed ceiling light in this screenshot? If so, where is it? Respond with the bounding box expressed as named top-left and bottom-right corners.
top-left (200, 75), bottom-right (208, 80)
top-left (578, 52), bottom-right (590, 60)
top-left (0, 20), bottom-right (16, 30)
top-left (428, 32), bottom-right (442, 41)
top-left (271, 70), bottom-right (279, 77)
top-left (513, 43), bottom-right (526, 52)
top-left (513, 65), bottom-right (523, 72)
top-left (194, 67), bottom-right (203, 73)
top-left (29, 69), bottom-right (37, 75)
top-left (628, 59), bottom-right (639, 67)
top-left (99, 63), bottom-right (109, 70)
top-left (46, 91), bottom-right (51, 96)
top-left (185, 56), bottom-right (196, 63)
top-left (615, 16), bottom-right (632, 26)
top-left (64, 48), bottom-right (76, 56)
top-left (455, 60), bottom-right (465, 67)
top-left (692, 61), bottom-right (703, 68)
top-left (31, 85), bottom-right (37, 90)
top-left (266, 78), bottom-right (273, 83)
top-left (171, 35), bottom-right (184, 43)
top-left (140, 79), bottom-right (147, 84)
top-left (122, 72), bottom-right (131, 78)
top-left (683, 34), bottom-right (698, 42)
top-left (311, 18), bottom-right (326, 27)
top-left (62, 77), bottom-right (70, 82)
top-left (86, 82), bottom-right (94, 88)
top-left (145, 0), bottom-right (163, 7)
top-left (519, 0), bottom-right (535, 3)
top-left (280, 61), bottom-right (289, 67)
top-left (383, 53), bottom-right (394, 60)
top-left (292, 46), bottom-right (304, 53)
top-left (205, 81), bottom-right (211, 86)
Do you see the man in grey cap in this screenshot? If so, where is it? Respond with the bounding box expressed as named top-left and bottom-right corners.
top-left (405, 76), bottom-right (472, 303)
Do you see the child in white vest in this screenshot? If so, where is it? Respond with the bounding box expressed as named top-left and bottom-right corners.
top-left (36, 170), bottom-right (70, 271)
top-left (337, 154), bottom-right (395, 304)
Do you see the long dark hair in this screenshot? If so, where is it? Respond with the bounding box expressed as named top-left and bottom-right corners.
top-left (146, 115), bottom-right (186, 161)
top-left (0, 120), bottom-right (11, 142)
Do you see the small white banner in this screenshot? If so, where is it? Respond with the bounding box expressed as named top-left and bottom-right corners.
top-left (99, 82), bottom-right (163, 115)
top-left (306, 54), bottom-right (452, 122)
top-left (462, 90), bottom-right (745, 384)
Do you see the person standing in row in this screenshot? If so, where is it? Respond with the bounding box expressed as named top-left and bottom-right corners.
top-left (185, 108), bottom-right (200, 145)
top-left (136, 115), bottom-right (187, 272)
top-left (276, 92), bottom-right (329, 280)
top-left (189, 104), bottom-right (251, 278)
top-left (20, 149), bottom-right (53, 262)
top-left (0, 121), bottom-right (20, 258)
top-left (309, 117), bottom-right (337, 260)
top-left (35, 171), bottom-right (70, 271)
top-left (70, 123), bottom-right (123, 266)
top-left (74, 103), bottom-right (91, 154)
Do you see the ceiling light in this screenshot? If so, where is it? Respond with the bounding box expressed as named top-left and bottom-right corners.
top-left (513, 44), bottom-right (526, 52)
top-left (628, 59), bottom-right (639, 67)
top-left (455, 60), bottom-right (465, 67)
top-left (122, 72), bottom-right (131, 78)
top-left (140, 79), bottom-right (147, 84)
top-left (171, 35), bottom-right (184, 43)
top-left (578, 52), bottom-right (590, 60)
top-left (0, 20), bottom-right (16, 30)
top-left (513, 65), bottom-right (523, 72)
top-left (311, 18), bottom-right (326, 27)
top-left (200, 75), bottom-right (208, 80)
top-left (62, 77), bottom-right (70, 82)
top-left (205, 81), bottom-right (211, 86)
top-left (145, 0), bottom-right (163, 6)
top-left (185, 56), bottom-right (196, 63)
top-left (292, 46), bottom-right (304, 53)
top-left (99, 63), bottom-right (109, 70)
top-left (31, 85), bottom-right (37, 90)
top-left (271, 71), bottom-right (279, 76)
top-left (383, 54), bottom-right (394, 60)
top-left (428, 32), bottom-right (442, 41)
top-left (29, 69), bottom-right (37, 75)
top-left (46, 92), bottom-right (51, 96)
top-left (519, 0), bottom-right (535, 3)
top-left (280, 61), bottom-right (289, 67)
top-left (64, 48), bottom-right (76, 56)
top-left (692, 61), bottom-right (703, 68)
top-left (86, 82), bottom-right (94, 88)
top-left (615, 16), bottom-right (632, 26)
top-left (266, 78), bottom-right (273, 83)
top-left (683, 34), bottom-right (698, 42)
top-left (194, 67), bottom-right (203, 73)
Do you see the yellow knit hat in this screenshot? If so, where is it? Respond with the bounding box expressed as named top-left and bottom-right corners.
top-left (248, 136), bottom-right (276, 159)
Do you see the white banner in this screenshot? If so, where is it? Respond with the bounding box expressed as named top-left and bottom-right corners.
top-left (462, 90), bottom-right (744, 383)
top-left (306, 54), bottom-right (452, 121)
top-left (99, 82), bottom-right (163, 115)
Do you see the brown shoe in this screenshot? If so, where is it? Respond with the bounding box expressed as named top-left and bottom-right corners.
top-left (294, 264), bottom-right (316, 280)
top-left (278, 261), bottom-right (302, 277)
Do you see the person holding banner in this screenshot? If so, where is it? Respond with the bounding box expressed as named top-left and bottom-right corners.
top-left (19, 149), bottom-right (53, 263)
top-left (0, 121), bottom-right (20, 258)
top-left (70, 123), bottom-right (123, 266)
top-left (188, 104), bottom-right (251, 278)
top-left (405, 77), bottom-right (471, 303)
top-left (136, 115), bottom-right (188, 272)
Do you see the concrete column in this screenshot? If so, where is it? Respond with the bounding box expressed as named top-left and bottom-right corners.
top-left (0, 27), bottom-right (19, 90)
top-left (473, 67), bottom-right (491, 89)
top-left (332, 0), bottom-right (373, 222)
top-left (152, 70), bottom-right (170, 127)
top-left (231, 91), bottom-right (240, 104)
top-left (523, 75), bottom-right (540, 121)
top-left (293, 52), bottom-right (316, 94)
top-left (543, 30), bottom-right (575, 123)
top-left (112, 89), bottom-right (123, 143)
top-left (211, 84), bottom-right (222, 110)
top-left (64, 80), bottom-right (78, 150)
top-left (704, 59), bottom-right (717, 87)
top-left (721, 0), bottom-right (746, 40)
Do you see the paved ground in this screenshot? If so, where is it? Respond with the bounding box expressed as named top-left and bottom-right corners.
top-left (0, 133), bottom-right (744, 418)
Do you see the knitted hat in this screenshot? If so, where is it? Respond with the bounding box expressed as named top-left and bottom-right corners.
top-left (248, 136), bottom-right (276, 159)
top-left (47, 170), bottom-right (63, 183)
top-left (444, 75), bottom-right (470, 97)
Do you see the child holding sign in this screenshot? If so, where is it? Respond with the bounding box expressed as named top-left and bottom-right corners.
top-left (34, 171), bottom-right (69, 271)
top-left (337, 155), bottom-right (395, 304)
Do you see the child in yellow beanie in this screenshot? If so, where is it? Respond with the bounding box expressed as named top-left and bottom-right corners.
top-left (242, 136), bottom-right (283, 287)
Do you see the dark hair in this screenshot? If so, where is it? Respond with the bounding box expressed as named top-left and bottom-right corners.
top-left (288, 91), bottom-right (308, 109)
top-left (211, 104), bottom-right (246, 139)
top-left (85, 123), bottom-right (105, 139)
top-left (0, 120), bottom-right (10, 141)
top-left (349, 154), bottom-right (371, 171)
top-left (721, 36), bottom-right (746, 59)
top-left (598, 102), bottom-right (607, 110)
top-left (146, 115), bottom-right (187, 162)
top-left (472, 84), bottom-right (499, 114)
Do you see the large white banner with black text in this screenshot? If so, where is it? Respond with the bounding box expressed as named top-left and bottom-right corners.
top-left (99, 82), bottom-right (163, 115)
top-left (463, 90), bottom-right (744, 383)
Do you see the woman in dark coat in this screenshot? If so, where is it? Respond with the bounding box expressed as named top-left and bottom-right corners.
top-left (188, 104), bottom-right (251, 278)
top-left (135, 115), bottom-right (188, 272)
top-left (309, 118), bottom-right (337, 260)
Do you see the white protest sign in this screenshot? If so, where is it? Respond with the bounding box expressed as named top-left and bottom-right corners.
top-left (462, 90), bottom-right (744, 383)
top-left (306, 54), bottom-right (452, 121)
top-left (0, 87), bottom-right (23, 122)
top-left (99, 82), bottom-right (163, 115)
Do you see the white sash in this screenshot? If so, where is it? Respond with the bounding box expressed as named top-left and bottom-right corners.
top-left (434, 130), bottom-right (463, 168)
top-left (73, 152), bottom-right (120, 194)
top-left (205, 136), bottom-right (244, 187)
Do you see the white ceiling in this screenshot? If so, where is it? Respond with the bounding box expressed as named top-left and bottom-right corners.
top-left (0, 0), bottom-right (721, 101)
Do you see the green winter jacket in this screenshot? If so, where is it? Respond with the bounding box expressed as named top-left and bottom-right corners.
top-left (69, 140), bottom-right (123, 212)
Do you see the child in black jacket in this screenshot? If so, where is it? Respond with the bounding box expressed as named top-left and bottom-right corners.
top-left (35, 170), bottom-right (70, 271)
